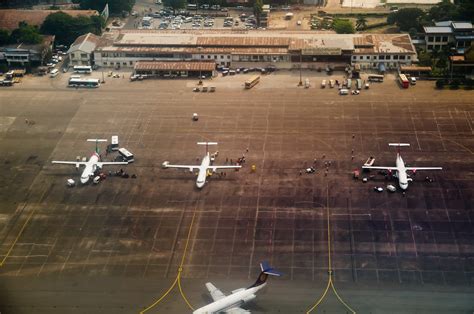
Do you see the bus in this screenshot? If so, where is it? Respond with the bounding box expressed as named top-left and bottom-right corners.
top-left (368, 74), bottom-right (384, 82)
top-left (118, 148), bottom-right (134, 163)
top-left (68, 78), bottom-right (100, 88)
top-left (187, 3), bottom-right (197, 10)
top-left (245, 75), bottom-right (260, 89)
top-left (398, 73), bottom-right (409, 88)
top-left (347, 79), bottom-right (352, 89)
top-left (356, 79), bottom-right (362, 90)
top-left (73, 65), bottom-right (92, 74)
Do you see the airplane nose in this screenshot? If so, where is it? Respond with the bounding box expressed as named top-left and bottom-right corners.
top-left (196, 182), bottom-right (204, 188)
top-left (81, 177), bottom-right (89, 184)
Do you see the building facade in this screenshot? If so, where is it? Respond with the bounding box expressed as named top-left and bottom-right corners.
top-left (0, 35), bottom-right (54, 66)
top-left (92, 30), bottom-right (417, 71)
top-left (422, 21), bottom-right (474, 53)
top-left (67, 33), bottom-right (101, 66)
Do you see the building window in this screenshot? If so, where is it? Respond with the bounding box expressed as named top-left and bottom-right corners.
top-left (399, 55), bottom-right (406, 60)
top-left (442, 36), bottom-right (448, 41)
top-left (407, 56), bottom-right (411, 60)
top-left (81, 53), bottom-right (88, 58)
top-left (220, 55), bottom-right (223, 59)
top-left (123, 62), bottom-right (127, 65)
top-left (393, 55), bottom-right (399, 60)
top-left (385, 55), bottom-right (390, 60)
top-left (201, 55), bottom-right (204, 59)
top-left (379, 55), bottom-right (385, 60)
top-left (129, 61), bottom-right (133, 65)
top-left (435, 36), bottom-right (440, 42)
top-left (428, 45), bottom-right (433, 50)
top-left (352, 56), bottom-right (357, 60)
top-left (104, 62), bottom-right (107, 65)
top-left (366, 56), bottom-right (370, 60)
top-left (208, 55), bottom-right (211, 59)
top-left (428, 36), bottom-right (434, 42)
top-left (359, 56), bottom-right (363, 60)
top-left (227, 56), bottom-right (230, 59)
top-left (214, 55), bottom-right (217, 59)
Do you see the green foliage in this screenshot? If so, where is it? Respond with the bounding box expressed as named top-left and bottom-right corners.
top-left (333, 19), bottom-right (355, 34)
top-left (253, 0), bottom-right (263, 25)
top-left (355, 15), bottom-right (367, 30)
top-left (0, 64), bottom-right (8, 73)
top-left (428, 0), bottom-right (459, 22)
top-left (417, 50), bottom-right (433, 67)
top-left (9, 23), bottom-right (42, 44)
top-left (435, 79), bottom-right (445, 89)
top-left (40, 12), bottom-right (104, 45)
top-left (387, 8), bottom-right (424, 31)
top-left (162, 0), bottom-right (186, 13)
top-left (0, 29), bottom-right (9, 45)
top-left (458, 0), bottom-right (474, 23)
top-left (79, 0), bottom-right (135, 14)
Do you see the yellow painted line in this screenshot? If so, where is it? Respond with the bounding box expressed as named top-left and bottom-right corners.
top-left (0, 204), bottom-right (36, 267)
top-left (306, 186), bottom-right (356, 314)
top-left (140, 209), bottom-right (197, 313)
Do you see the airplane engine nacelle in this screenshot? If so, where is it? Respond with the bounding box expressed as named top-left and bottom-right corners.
top-left (189, 168), bottom-right (194, 173)
top-left (407, 178), bottom-right (413, 182)
top-left (75, 163), bottom-right (80, 169)
top-left (241, 294), bottom-right (256, 303)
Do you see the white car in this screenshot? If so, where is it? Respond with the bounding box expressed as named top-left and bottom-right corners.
top-left (374, 186), bottom-right (384, 192)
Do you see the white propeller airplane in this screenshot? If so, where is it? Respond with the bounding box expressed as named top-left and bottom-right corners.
top-left (52, 139), bottom-right (129, 184)
top-left (193, 261), bottom-right (281, 314)
top-left (162, 142), bottom-right (241, 188)
top-left (362, 143), bottom-right (442, 190)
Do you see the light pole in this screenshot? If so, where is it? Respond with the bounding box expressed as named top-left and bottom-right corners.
top-left (298, 49), bottom-right (303, 86)
top-left (197, 46), bottom-right (203, 85)
top-left (449, 47), bottom-right (456, 83)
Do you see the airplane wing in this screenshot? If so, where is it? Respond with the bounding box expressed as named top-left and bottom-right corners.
top-left (164, 164), bottom-right (200, 171)
top-left (97, 161), bottom-right (129, 166)
top-left (208, 165), bottom-right (242, 172)
top-left (362, 166), bottom-right (397, 171)
top-left (405, 167), bottom-right (442, 171)
top-left (205, 283), bottom-right (226, 302)
top-left (52, 161), bottom-right (87, 166)
top-left (225, 307), bottom-right (251, 314)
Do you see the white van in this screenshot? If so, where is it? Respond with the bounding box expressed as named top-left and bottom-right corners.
top-left (339, 88), bottom-right (349, 95)
top-left (321, 80), bottom-right (326, 88)
top-left (111, 135), bottom-right (119, 151)
top-left (50, 69), bottom-right (59, 78)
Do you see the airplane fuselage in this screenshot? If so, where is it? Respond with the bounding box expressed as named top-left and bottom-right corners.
top-left (196, 153), bottom-right (211, 188)
top-left (395, 153), bottom-right (409, 190)
top-left (80, 153), bottom-right (100, 184)
top-left (193, 283), bottom-right (265, 314)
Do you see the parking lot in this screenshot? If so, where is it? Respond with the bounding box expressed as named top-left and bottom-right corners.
top-left (0, 71), bottom-right (473, 313)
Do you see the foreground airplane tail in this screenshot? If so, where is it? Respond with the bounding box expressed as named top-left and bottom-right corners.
top-left (249, 261), bottom-right (281, 288)
top-left (197, 141), bottom-right (218, 154)
top-left (389, 143), bottom-right (410, 154)
top-left (87, 138), bottom-right (107, 154)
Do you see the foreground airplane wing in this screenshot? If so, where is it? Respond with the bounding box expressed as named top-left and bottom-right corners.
top-left (97, 161), bottom-right (129, 166)
top-left (164, 164), bottom-right (200, 171)
top-left (362, 165), bottom-right (397, 171)
top-left (205, 283), bottom-right (226, 301)
top-left (209, 165), bottom-right (242, 172)
top-left (405, 167), bottom-right (442, 171)
top-left (52, 161), bottom-right (88, 166)
top-left (226, 307), bottom-right (251, 314)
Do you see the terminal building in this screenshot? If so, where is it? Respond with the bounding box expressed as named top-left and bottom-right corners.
top-left (92, 30), bottom-right (417, 72)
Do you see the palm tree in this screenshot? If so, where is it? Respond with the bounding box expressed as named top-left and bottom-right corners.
top-left (355, 15), bottom-right (367, 31)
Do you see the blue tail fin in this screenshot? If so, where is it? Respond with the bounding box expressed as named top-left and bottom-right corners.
top-left (249, 261), bottom-right (281, 288)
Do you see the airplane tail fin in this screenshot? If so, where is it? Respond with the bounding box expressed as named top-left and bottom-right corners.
top-left (249, 261), bottom-right (281, 288)
top-left (87, 139), bottom-right (107, 154)
top-left (197, 142), bottom-right (218, 154)
top-left (389, 143), bottom-right (410, 154)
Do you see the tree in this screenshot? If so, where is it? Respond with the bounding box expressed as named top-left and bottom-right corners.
top-left (9, 23), bottom-right (42, 44)
top-left (427, 0), bottom-right (459, 22)
top-left (0, 29), bottom-right (9, 45)
top-left (355, 15), bottom-right (367, 30)
top-left (162, 0), bottom-right (185, 14)
top-left (458, 0), bottom-right (474, 23)
top-left (417, 50), bottom-right (432, 67)
top-left (333, 19), bottom-right (355, 34)
top-left (41, 12), bottom-right (104, 45)
top-left (387, 8), bottom-right (424, 31)
top-left (79, 0), bottom-right (135, 14)
top-left (253, 0), bottom-right (263, 26)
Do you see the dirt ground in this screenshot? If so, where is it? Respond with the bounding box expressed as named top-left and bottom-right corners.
top-left (0, 70), bottom-right (473, 313)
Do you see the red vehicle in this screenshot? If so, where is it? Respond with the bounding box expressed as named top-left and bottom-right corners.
top-left (398, 73), bottom-right (409, 88)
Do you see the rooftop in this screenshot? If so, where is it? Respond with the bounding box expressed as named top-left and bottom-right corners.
top-left (0, 9), bottom-right (98, 31)
top-left (353, 34), bottom-right (416, 55)
top-left (67, 33), bottom-right (101, 54)
top-left (423, 26), bottom-right (453, 34)
top-left (452, 22), bottom-right (473, 30)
